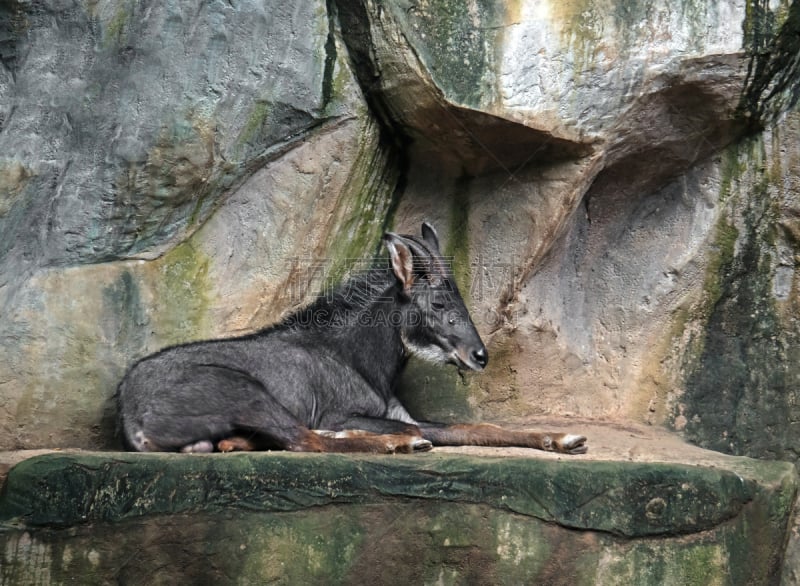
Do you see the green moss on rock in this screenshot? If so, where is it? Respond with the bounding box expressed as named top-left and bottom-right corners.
top-left (321, 118), bottom-right (400, 287)
top-left (0, 451), bottom-right (795, 584)
top-left (740, 0), bottom-right (800, 124)
top-left (390, 0), bottom-right (505, 108)
top-left (396, 357), bottom-right (474, 423)
top-left (149, 241), bottom-right (213, 345)
top-left (0, 452), bottom-right (760, 535)
top-left (103, 3), bottom-right (132, 47)
top-left (677, 134), bottom-right (800, 461)
top-left (447, 186), bottom-right (472, 302)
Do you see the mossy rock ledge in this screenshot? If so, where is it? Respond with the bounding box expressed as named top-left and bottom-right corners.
top-left (0, 446), bottom-right (796, 585)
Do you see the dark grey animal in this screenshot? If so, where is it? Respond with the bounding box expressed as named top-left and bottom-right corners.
top-left (117, 223), bottom-right (587, 455)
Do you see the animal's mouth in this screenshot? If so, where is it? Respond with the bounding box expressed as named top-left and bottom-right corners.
top-left (451, 349), bottom-right (486, 372)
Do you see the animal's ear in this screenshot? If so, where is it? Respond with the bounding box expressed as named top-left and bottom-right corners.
top-left (384, 233), bottom-right (414, 292)
top-left (421, 222), bottom-right (440, 252)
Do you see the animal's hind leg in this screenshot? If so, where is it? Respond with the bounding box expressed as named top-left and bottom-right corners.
top-left (219, 412), bottom-right (436, 454)
top-left (124, 364), bottom-right (317, 453)
top-left (217, 437), bottom-right (257, 452)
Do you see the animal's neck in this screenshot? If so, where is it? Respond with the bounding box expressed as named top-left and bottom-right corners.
top-left (338, 294), bottom-right (408, 395)
top-left (280, 266), bottom-right (408, 394)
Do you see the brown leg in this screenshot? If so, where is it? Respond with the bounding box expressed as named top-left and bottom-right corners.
top-left (218, 437), bottom-right (258, 452)
top-left (217, 429), bottom-right (433, 454)
top-left (310, 429), bottom-right (433, 453)
top-left (419, 423), bottom-right (588, 455)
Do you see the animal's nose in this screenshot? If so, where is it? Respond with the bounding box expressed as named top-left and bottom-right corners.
top-left (471, 347), bottom-right (488, 368)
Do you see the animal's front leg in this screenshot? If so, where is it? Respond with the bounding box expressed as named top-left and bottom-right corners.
top-left (313, 429), bottom-right (433, 453)
top-left (542, 432), bottom-right (588, 454)
top-left (418, 423), bottom-right (588, 454)
top-left (217, 429), bottom-right (433, 454)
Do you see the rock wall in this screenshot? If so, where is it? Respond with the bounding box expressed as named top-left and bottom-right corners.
top-left (0, 0), bottom-right (799, 468)
top-left (340, 0), bottom-right (800, 464)
top-left (2, 2), bottom-right (800, 584)
top-left (0, 0), bottom-right (399, 447)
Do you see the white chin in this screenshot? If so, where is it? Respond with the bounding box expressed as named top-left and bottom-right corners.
top-left (451, 353), bottom-right (483, 372)
top-left (402, 338), bottom-right (449, 365)
top-left (445, 346), bottom-right (487, 372)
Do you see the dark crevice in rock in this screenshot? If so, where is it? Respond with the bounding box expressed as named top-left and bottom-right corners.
top-left (0, 1), bottom-right (23, 85)
top-left (741, 0), bottom-right (800, 127)
top-left (332, 0), bottom-right (410, 152)
top-left (321, 0), bottom-right (339, 112)
top-left (403, 104), bottom-right (594, 178)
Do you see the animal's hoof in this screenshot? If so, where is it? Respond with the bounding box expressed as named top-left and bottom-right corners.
top-left (390, 436), bottom-right (432, 454)
top-left (412, 438), bottom-right (433, 452)
top-left (181, 440), bottom-right (214, 453)
top-left (555, 434), bottom-right (588, 455)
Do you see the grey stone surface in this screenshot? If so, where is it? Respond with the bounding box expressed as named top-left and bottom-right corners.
top-left (0, 1), bottom-right (799, 580)
top-left (0, 0), bottom-right (398, 448)
top-left (0, 446), bottom-right (796, 585)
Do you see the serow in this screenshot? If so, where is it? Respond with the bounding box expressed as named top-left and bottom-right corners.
top-left (117, 223), bottom-right (587, 455)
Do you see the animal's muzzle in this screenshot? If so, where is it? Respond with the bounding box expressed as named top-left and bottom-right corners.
top-left (454, 344), bottom-right (488, 371)
top-left (471, 346), bottom-right (488, 369)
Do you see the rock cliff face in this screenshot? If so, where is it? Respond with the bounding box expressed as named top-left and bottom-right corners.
top-left (2, 1), bottom-right (800, 583)
top-left (1, 1), bottom-right (799, 464)
top-left (0, 0), bottom-right (399, 447)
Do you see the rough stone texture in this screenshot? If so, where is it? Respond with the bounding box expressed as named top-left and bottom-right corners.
top-left (1, 1), bottom-right (344, 266)
top-left (1, 0), bottom-right (800, 582)
top-left (368, 0), bottom-right (800, 437)
top-left (671, 117), bottom-right (800, 459)
top-left (0, 443), bottom-right (796, 585)
top-left (0, 0), bottom-right (797, 460)
top-left (345, 2), bottom-right (800, 482)
top-left (0, 0), bottom-right (400, 448)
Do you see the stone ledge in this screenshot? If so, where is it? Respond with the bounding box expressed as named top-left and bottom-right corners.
top-left (0, 436), bottom-right (797, 585)
top-left (0, 453), bottom-right (772, 537)
top-left (0, 451), bottom-right (763, 537)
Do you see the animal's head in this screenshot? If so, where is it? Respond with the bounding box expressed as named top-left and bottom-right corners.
top-left (383, 222), bottom-right (488, 372)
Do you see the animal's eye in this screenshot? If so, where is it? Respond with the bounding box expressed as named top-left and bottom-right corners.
top-left (431, 301), bottom-right (445, 311)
